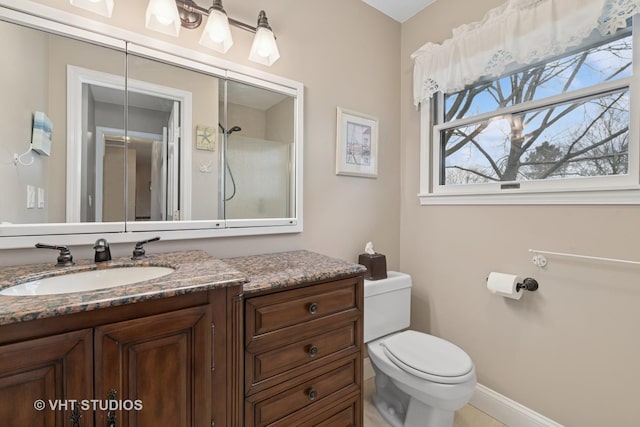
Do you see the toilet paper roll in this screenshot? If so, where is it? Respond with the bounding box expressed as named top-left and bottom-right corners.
top-left (486, 272), bottom-right (523, 300)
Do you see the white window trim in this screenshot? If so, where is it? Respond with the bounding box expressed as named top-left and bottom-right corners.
top-left (419, 20), bottom-right (640, 205)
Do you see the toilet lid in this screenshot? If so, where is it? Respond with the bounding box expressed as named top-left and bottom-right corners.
top-left (381, 330), bottom-right (474, 384)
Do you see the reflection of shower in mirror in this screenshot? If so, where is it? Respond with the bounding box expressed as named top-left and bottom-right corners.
top-left (219, 123), bottom-right (242, 201)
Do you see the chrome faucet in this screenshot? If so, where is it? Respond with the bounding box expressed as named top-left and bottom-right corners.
top-left (93, 238), bottom-right (112, 262)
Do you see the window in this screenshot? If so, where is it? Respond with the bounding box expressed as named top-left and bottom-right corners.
top-left (414, 1), bottom-right (640, 204)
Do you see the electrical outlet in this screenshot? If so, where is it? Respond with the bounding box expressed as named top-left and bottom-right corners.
top-left (26, 185), bottom-right (36, 209)
top-left (37, 187), bottom-right (45, 209)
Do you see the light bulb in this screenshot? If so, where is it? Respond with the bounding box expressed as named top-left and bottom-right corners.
top-left (207, 12), bottom-right (229, 42)
top-left (153, 3), bottom-right (177, 25)
top-left (145, 0), bottom-right (180, 37)
top-left (199, 9), bottom-right (233, 53)
top-left (155, 14), bottom-right (173, 26)
top-left (249, 27), bottom-right (280, 66)
top-left (69, 0), bottom-right (114, 17)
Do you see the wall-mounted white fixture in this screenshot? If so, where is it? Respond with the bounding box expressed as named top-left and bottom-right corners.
top-left (145, 0), bottom-right (280, 65)
top-left (13, 145), bottom-right (34, 167)
top-left (529, 249), bottom-right (640, 267)
top-left (69, 0), bottom-right (114, 17)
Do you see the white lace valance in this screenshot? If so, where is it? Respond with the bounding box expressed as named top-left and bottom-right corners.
top-left (412, 0), bottom-right (640, 106)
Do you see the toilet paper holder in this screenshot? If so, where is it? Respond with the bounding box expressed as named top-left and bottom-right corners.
top-left (516, 277), bottom-right (539, 292)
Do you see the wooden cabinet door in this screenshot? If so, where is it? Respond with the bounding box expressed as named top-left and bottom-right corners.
top-left (0, 329), bottom-right (94, 427)
top-left (94, 305), bottom-right (211, 427)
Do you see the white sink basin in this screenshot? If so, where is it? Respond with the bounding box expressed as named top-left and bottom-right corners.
top-left (0, 266), bottom-right (175, 296)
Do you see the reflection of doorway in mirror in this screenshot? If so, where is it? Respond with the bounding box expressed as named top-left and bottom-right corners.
top-left (96, 129), bottom-right (167, 222)
top-left (67, 65), bottom-right (194, 223)
top-left (165, 101), bottom-right (180, 221)
top-left (102, 144), bottom-right (135, 222)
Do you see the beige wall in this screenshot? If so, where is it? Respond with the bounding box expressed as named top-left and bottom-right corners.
top-left (401, 1), bottom-right (640, 426)
top-left (1, 1), bottom-right (401, 270)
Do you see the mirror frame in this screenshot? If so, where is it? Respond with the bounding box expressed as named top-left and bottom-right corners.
top-left (0, 1), bottom-right (303, 249)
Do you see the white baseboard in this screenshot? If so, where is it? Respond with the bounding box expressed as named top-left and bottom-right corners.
top-left (363, 357), bottom-right (563, 427)
top-left (470, 384), bottom-right (564, 427)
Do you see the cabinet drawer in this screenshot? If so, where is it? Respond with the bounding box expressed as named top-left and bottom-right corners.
top-left (270, 394), bottom-right (361, 427)
top-left (313, 401), bottom-right (358, 427)
top-left (246, 278), bottom-right (358, 338)
top-left (248, 322), bottom-right (356, 386)
top-left (301, 395), bottom-right (360, 427)
top-left (248, 357), bottom-right (358, 427)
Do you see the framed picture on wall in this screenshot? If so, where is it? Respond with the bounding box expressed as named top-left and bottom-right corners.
top-left (336, 107), bottom-right (378, 178)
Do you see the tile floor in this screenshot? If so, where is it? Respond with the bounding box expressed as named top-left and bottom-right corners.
top-left (363, 377), bottom-right (507, 427)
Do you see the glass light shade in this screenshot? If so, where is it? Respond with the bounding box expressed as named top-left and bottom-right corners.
top-left (248, 27), bottom-right (280, 66)
top-left (145, 0), bottom-right (181, 37)
top-left (69, 0), bottom-right (114, 17)
top-left (199, 9), bottom-right (233, 53)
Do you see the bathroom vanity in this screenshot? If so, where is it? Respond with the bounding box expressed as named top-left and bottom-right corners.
top-left (0, 251), bottom-right (246, 426)
top-left (0, 250), bottom-right (365, 426)
top-left (226, 251), bottom-right (365, 426)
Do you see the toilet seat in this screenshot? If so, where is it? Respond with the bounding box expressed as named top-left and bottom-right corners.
top-left (381, 330), bottom-right (474, 384)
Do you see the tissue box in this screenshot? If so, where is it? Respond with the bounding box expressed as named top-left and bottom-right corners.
top-left (358, 252), bottom-right (387, 280)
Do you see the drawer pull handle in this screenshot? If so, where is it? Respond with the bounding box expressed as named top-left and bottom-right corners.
top-left (307, 388), bottom-right (317, 402)
top-left (308, 302), bottom-right (319, 315)
top-left (308, 345), bottom-right (318, 357)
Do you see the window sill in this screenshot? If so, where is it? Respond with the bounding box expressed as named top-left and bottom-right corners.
top-left (418, 186), bottom-right (640, 205)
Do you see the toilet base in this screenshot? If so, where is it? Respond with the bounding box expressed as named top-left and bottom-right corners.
top-left (372, 389), bottom-right (456, 427)
top-left (372, 372), bottom-right (408, 427)
top-left (372, 393), bottom-right (404, 427)
top-left (405, 397), bottom-right (454, 427)
top-left (372, 365), bottom-right (457, 427)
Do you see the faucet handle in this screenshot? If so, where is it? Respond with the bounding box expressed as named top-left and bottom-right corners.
top-left (131, 237), bottom-right (160, 260)
top-left (35, 243), bottom-right (75, 267)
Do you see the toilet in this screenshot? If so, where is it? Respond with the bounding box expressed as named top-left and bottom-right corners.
top-left (365, 271), bottom-right (476, 427)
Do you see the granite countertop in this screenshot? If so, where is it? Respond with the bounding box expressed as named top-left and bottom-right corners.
top-left (225, 250), bottom-right (366, 294)
top-left (0, 249), bottom-right (365, 326)
top-left (0, 250), bottom-right (246, 325)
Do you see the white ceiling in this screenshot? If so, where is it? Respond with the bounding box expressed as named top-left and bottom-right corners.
top-left (361, 0), bottom-right (437, 23)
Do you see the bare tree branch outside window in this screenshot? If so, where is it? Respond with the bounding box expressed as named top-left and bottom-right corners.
top-left (439, 30), bottom-right (632, 186)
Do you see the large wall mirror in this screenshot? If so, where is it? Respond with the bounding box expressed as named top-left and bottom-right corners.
top-left (0, 5), bottom-right (302, 248)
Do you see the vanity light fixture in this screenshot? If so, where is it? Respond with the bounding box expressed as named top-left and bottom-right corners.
top-left (69, 0), bottom-right (114, 17)
top-left (145, 0), bottom-right (280, 65)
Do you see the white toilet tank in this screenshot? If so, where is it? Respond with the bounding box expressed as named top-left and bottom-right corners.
top-left (364, 271), bottom-right (412, 343)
